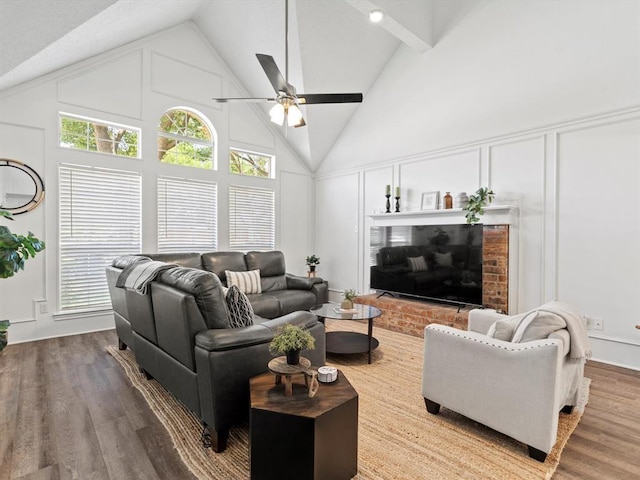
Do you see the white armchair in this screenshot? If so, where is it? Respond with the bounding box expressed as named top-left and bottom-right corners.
top-left (421, 305), bottom-right (587, 462)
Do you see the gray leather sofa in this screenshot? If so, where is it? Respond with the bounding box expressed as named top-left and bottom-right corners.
top-left (107, 250), bottom-right (328, 351)
top-left (105, 251), bottom-right (327, 452)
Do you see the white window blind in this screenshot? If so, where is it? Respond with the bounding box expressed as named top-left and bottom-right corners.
top-left (59, 165), bottom-right (141, 311)
top-left (229, 185), bottom-right (275, 251)
top-left (158, 177), bottom-right (218, 253)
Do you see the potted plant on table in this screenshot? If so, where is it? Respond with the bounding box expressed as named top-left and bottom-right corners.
top-left (0, 209), bottom-right (45, 354)
top-left (305, 254), bottom-right (320, 273)
top-left (341, 289), bottom-right (357, 310)
top-left (269, 324), bottom-right (316, 365)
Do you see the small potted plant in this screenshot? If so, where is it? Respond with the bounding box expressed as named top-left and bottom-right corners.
top-left (462, 187), bottom-right (495, 224)
top-left (269, 324), bottom-right (316, 365)
top-left (341, 289), bottom-right (357, 310)
top-left (305, 254), bottom-right (320, 273)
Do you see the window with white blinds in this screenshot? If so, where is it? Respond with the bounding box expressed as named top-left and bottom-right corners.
top-left (229, 185), bottom-right (275, 251)
top-left (158, 177), bottom-right (218, 253)
top-left (59, 164), bottom-right (141, 311)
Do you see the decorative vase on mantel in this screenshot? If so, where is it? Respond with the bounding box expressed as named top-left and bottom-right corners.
top-left (454, 192), bottom-right (469, 209)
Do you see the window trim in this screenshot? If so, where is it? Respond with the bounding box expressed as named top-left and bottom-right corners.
top-left (158, 107), bottom-right (217, 170)
top-left (229, 147), bottom-right (276, 179)
top-left (58, 112), bottom-right (142, 159)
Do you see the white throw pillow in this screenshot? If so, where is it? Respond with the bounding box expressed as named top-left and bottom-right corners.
top-left (487, 311), bottom-right (535, 341)
top-left (512, 311), bottom-right (566, 343)
top-left (407, 256), bottom-right (428, 272)
top-left (225, 269), bottom-right (262, 294)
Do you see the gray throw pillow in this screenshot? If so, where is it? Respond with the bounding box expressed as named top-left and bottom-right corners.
top-left (226, 285), bottom-right (255, 328)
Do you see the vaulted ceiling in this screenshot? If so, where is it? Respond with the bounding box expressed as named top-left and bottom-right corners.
top-left (0, 0), bottom-right (435, 172)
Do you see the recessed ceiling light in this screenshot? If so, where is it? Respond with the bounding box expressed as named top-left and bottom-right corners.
top-left (369, 9), bottom-right (384, 23)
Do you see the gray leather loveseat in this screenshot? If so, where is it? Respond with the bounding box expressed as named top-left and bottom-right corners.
top-left (105, 251), bottom-right (327, 452)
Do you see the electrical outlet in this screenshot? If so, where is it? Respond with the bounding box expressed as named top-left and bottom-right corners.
top-left (592, 317), bottom-right (604, 331)
top-left (39, 302), bottom-right (48, 314)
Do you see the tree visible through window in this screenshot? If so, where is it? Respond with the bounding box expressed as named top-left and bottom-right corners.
top-left (158, 109), bottom-right (214, 169)
top-left (59, 114), bottom-right (139, 158)
top-left (230, 149), bottom-right (274, 178)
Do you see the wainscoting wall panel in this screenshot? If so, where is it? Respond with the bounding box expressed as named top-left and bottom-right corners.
top-left (488, 135), bottom-right (546, 311)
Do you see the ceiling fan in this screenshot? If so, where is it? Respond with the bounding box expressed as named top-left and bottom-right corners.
top-left (212, 0), bottom-right (363, 128)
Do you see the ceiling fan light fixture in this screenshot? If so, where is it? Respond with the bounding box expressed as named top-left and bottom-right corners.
top-left (287, 104), bottom-right (303, 127)
top-left (269, 103), bottom-right (285, 125)
top-left (369, 9), bottom-right (384, 23)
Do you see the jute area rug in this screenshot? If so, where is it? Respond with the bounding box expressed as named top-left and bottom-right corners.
top-left (106, 321), bottom-right (589, 480)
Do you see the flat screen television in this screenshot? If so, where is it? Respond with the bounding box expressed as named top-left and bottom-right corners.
top-left (370, 224), bottom-right (483, 307)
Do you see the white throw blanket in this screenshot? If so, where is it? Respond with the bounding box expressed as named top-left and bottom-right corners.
top-left (115, 260), bottom-right (176, 295)
top-left (533, 301), bottom-right (592, 362)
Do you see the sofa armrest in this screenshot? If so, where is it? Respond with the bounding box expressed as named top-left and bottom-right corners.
top-left (195, 311), bottom-right (320, 352)
top-left (285, 273), bottom-right (323, 290)
top-left (468, 308), bottom-right (502, 334)
top-left (195, 324), bottom-right (274, 352)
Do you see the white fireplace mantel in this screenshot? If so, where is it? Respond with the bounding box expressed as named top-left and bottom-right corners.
top-left (367, 205), bottom-right (518, 227)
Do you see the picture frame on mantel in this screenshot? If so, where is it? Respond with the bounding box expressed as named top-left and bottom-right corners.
top-left (421, 191), bottom-right (440, 210)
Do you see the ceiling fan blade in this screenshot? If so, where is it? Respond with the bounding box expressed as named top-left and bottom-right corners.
top-left (297, 93), bottom-right (363, 104)
top-left (294, 116), bottom-right (306, 128)
top-left (212, 97), bottom-right (276, 103)
top-left (256, 54), bottom-right (292, 95)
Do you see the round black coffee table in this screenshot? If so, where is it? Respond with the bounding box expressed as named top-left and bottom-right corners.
top-left (310, 303), bottom-right (382, 364)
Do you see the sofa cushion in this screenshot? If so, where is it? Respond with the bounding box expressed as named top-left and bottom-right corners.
top-left (263, 290), bottom-right (318, 316)
top-left (201, 251), bottom-right (247, 283)
top-left (262, 274), bottom-right (287, 292)
top-left (246, 293), bottom-right (281, 319)
top-left (245, 251), bottom-right (286, 277)
top-left (407, 256), bottom-right (428, 272)
top-left (225, 285), bottom-right (255, 328)
top-left (226, 269), bottom-right (262, 294)
top-left (158, 267), bottom-right (229, 329)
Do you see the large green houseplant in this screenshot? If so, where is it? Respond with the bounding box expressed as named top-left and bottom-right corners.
top-left (0, 209), bottom-right (45, 353)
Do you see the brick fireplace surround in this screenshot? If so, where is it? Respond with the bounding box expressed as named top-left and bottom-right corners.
top-left (358, 225), bottom-right (510, 337)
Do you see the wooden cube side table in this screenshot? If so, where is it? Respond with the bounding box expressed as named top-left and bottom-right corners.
top-left (249, 370), bottom-right (358, 480)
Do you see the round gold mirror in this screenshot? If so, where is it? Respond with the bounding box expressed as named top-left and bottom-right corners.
top-left (0, 159), bottom-right (45, 214)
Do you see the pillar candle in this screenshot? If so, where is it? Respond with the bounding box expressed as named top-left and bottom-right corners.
top-left (386, 185), bottom-right (390, 195)
top-left (395, 187), bottom-right (400, 197)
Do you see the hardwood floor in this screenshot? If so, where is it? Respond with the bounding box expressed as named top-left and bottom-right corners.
top-left (0, 331), bottom-right (194, 480)
top-left (1, 329), bottom-right (639, 479)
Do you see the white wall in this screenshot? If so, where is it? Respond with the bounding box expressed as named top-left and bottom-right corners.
top-left (314, 0), bottom-right (640, 369)
top-left (0, 23), bottom-right (314, 344)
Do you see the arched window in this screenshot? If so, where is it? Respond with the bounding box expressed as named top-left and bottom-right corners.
top-left (157, 108), bottom-right (215, 169)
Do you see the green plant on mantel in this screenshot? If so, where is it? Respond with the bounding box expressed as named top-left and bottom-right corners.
top-left (0, 208), bottom-right (46, 353)
top-left (462, 188), bottom-right (495, 224)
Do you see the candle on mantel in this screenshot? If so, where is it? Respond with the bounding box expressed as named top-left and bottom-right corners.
top-left (385, 185), bottom-right (391, 195)
top-left (395, 187), bottom-right (400, 197)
